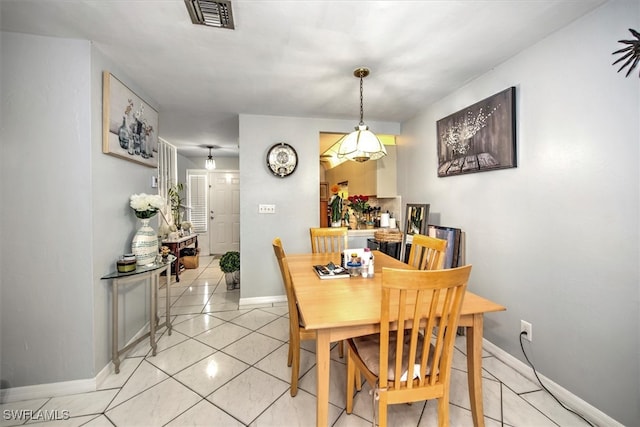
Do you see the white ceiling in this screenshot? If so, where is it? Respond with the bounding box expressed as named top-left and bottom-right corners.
top-left (1, 0), bottom-right (607, 158)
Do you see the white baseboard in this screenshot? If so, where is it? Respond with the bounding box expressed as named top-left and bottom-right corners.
top-left (239, 295), bottom-right (287, 309)
top-left (95, 358), bottom-right (116, 388)
top-left (0, 378), bottom-right (96, 404)
top-left (0, 321), bottom-right (153, 404)
top-left (482, 339), bottom-right (623, 427)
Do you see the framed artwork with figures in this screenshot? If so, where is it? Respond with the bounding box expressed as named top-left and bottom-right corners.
top-left (102, 71), bottom-right (159, 168)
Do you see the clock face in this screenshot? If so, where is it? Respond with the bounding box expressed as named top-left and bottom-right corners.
top-left (266, 142), bottom-right (298, 177)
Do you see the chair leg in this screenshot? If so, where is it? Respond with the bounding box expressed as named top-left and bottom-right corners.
top-left (338, 340), bottom-right (344, 358)
top-left (378, 392), bottom-right (388, 427)
top-left (354, 366), bottom-right (362, 391)
top-left (290, 332), bottom-right (300, 396)
top-left (346, 348), bottom-right (354, 414)
top-left (437, 395), bottom-right (449, 427)
top-left (287, 331), bottom-right (293, 367)
top-left (290, 354), bottom-right (300, 396)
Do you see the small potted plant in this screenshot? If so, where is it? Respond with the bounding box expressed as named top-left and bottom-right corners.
top-left (220, 251), bottom-right (240, 290)
top-left (167, 182), bottom-right (185, 229)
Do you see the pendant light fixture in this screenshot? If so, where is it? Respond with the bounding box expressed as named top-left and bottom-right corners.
top-left (336, 67), bottom-right (387, 162)
top-left (205, 145), bottom-right (216, 170)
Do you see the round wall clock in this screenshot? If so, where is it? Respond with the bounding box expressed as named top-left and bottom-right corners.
top-left (266, 142), bottom-right (298, 177)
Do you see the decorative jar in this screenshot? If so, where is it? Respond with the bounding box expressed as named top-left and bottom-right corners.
top-left (131, 218), bottom-right (158, 266)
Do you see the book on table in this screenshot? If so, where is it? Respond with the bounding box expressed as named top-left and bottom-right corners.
top-left (313, 263), bottom-right (350, 280)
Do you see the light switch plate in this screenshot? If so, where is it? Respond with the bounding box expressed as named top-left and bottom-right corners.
top-left (258, 204), bottom-right (276, 214)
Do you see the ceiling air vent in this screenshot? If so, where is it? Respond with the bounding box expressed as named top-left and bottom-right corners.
top-left (185, 0), bottom-right (235, 29)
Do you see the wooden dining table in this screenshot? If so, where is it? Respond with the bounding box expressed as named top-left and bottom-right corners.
top-left (287, 250), bottom-right (506, 427)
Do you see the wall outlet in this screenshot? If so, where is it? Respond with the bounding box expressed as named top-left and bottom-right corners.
top-left (258, 204), bottom-right (276, 214)
top-left (521, 320), bottom-right (532, 342)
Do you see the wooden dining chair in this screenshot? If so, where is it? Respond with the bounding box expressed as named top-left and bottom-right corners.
top-left (346, 265), bottom-right (472, 427)
top-left (406, 233), bottom-right (448, 270)
top-left (272, 237), bottom-right (316, 396)
top-left (309, 227), bottom-right (347, 357)
top-left (309, 227), bottom-right (348, 254)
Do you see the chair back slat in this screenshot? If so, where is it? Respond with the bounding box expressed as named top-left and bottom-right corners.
top-left (310, 227), bottom-right (348, 253)
top-left (379, 265), bottom-right (471, 394)
top-left (407, 234), bottom-right (448, 270)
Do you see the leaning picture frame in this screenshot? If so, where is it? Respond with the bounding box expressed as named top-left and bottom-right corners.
top-left (401, 204), bottom-right (430, 262)
top-left (436, 86), bottom-right (516, 177)
top-left (405, 204), bottom-right (430, 236)
top-left (427, 225), bottom-right (462, 269)
top-left (102, 71), bottom-right (159, 168)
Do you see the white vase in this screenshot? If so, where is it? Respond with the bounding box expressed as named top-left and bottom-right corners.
top-left (132, 218), bottom-right (158, 266)
top-left (331, 221), bottom-right (342, 228)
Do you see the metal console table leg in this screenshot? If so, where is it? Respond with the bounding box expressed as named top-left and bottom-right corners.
top-left (102, 256), bottom-right (175, 374)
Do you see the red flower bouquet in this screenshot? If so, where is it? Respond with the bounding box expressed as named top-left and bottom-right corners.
top-left (348, 195), bottom-right (369, 213)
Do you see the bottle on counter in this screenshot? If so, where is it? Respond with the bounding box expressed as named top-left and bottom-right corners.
top-left (361, 247), bottom-right (371, 278)
top-left (368, 255), bottom-right (375, 278)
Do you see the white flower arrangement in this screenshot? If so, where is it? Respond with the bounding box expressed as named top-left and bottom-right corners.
top-left (181, 221), bottom-right (192, 231)
top-left (130, 193), bottom-right (165, 219)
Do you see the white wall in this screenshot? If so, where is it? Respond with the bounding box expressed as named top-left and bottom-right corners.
top-left (1, 32), bottom-right (94, 386)
top-left (398, 1), bottom-right (639, 425)
top-left (238, 115), bottom-right (399, 301)
top-left (0, 31), bottom-right (164, 391)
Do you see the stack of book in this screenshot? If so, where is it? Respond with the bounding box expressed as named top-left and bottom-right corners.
top-left (313, 263), bottom-right (350, 280)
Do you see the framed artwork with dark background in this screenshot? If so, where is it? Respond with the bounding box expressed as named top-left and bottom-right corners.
top-left (437, 87), bottom-right (516, 177)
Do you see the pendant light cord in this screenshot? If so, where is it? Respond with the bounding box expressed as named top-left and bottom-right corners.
top-left (358, 69), bottom-right (365, 126)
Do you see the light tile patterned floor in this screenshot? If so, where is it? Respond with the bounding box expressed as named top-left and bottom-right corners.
top-left (0, 256), bottom-right (593, 427)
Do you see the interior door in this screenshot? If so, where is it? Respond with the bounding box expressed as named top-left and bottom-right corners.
top-left (209, 171), bottom-right (240, 255)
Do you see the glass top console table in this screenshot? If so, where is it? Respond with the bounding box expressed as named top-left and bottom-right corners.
top-left (101, 255), bottom-right (175, 374)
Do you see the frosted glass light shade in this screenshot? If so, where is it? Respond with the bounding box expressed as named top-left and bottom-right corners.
top-left (336, 125), bottom-right (387, 162)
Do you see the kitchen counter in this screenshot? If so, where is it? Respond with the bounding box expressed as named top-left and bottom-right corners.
top-left (347, 228), bottom-right (376, 237)
top-left (347, 228), bottom-right (400, 236)
top-left (347, 228), bottom-right (401, 248)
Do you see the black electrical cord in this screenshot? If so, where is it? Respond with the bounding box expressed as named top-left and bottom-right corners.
top-left (519, 331), bottom-right (597, 427)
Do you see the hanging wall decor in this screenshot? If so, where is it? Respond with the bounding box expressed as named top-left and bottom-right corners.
top-left (612, 28), bottom-right (640, 78)
top-left (436, 87), bottom-right (516, 177)
top-left (102, 71), bottom-right (159, 168)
